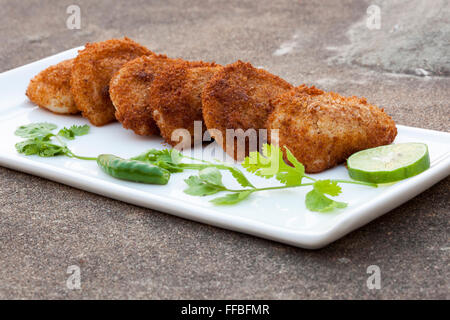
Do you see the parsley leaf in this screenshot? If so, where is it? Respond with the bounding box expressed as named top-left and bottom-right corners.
top-left (210, 191), bottom-right (253, 205)
top-left (305, 180), bottom-right (347, 212)
top-left (15, 123), bottom-right (57, 138)
top-left (242, 144), bottom-right (305, 186)
top-left (58, 125), bottom-right (90, 140)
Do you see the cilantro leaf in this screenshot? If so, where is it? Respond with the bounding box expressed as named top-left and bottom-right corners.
top-left (70, 125), bottom-right (90, 136)
top-left (57, 128), bottom-right (75, 140)
top-left (15, 139), bottom-right (40, 155)
top-left (131, 149), bottom-right (184, 172)
top-left (210, 190), bottom-right (253, 205)
top-left (183, 168), bottom-right (227, 196)
top-left (242, 144), bottom-right (273, 175)
top-left (58, 125), bottom-right (90, 140)
top-left (38, 144), bottom-right (68, 157)
top-left (227, 166), bottom-right (254, 188)
top-left (284, 147), bottom-right (305, 175)
top-left (242, 144), bottom-right (305, 186)
top-left (183, 176), bottom-right (223, 196)
top-left (305, 180), bottom-right (346, 212)
top-left (15, 123), bottom-right (57, 138)
top-left (198, 167), bottom-right (224, 187)
top-left (313, 180), bottom-right (342, 196)
top-left (15, 137), bottom-right (68, 157)
top-left (305, 189), bottom-right (347, 212)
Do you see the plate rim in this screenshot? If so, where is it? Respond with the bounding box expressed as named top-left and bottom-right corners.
top-left (0, 144), bottom-right (448, 249)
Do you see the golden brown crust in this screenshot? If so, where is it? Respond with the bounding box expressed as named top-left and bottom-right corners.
top-left (70, 38), bottom-right (152, 126)
top-left (26, 59), bottom-right (79, 114)
top-left (148, 63), bottom-right (222, 147)
top-left (109, 55), bottom-right (213, 136)
top-left (110, 54), bottom-right (169, 135)
top-left (201, 60), bottom-right (293, 160)
top-left (267, 85), bottom-right (398, 173)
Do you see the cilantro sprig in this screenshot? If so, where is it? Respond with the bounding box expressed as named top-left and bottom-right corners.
top-left (15, 123), bottom-right (96, 160)
top-left (183, 144), bottom-right (377, 212)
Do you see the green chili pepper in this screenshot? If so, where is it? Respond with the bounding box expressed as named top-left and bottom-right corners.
top-left (97, 154), bottom-right (170, 185)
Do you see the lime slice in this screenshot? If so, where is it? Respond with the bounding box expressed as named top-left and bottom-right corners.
top-left (347, 143), bottom-right (430, 183)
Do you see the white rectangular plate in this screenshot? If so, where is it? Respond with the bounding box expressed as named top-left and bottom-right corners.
top-left (1, 48), bottom-right (449, 249)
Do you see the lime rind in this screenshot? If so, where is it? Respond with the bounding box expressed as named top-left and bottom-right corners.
top-left (347, 143), bottom-right (430, 183)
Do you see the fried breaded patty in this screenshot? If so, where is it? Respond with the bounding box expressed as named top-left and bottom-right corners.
top-left (202, 60), bottom-right (293, 160)
top-left (148, 63), bottom-right (222, 147)
top-left (267, 85), bottom-right (397, 173)
top-left (109, 54), bottom-right (168, 136)
top-left (109, 55), bottom-right (209, 136)
top-left (26, 59), bottom-right (79, 114)
top-left (70, 38), bottom-right (152, 126)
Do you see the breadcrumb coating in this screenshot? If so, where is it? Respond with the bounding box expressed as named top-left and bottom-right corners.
top-left (267, 85), bottom-right (397, 173)
top-left (110, 55), bottom-right (213, 136)
top-left (70, 38), bottom-right (152, 126)
top-left (148, 62), bottom-right (221, 147)
top-left (202, 60), bottom-right (293, 160)
top-left (26, 59), bottom-right (79, 114)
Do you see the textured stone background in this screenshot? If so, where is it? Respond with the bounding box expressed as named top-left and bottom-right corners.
top-left (0, 0), bottom-right (448, 299)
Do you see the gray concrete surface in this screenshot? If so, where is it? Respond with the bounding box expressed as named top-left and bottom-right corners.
top-left (0, 0), bottom-right (449, 299)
